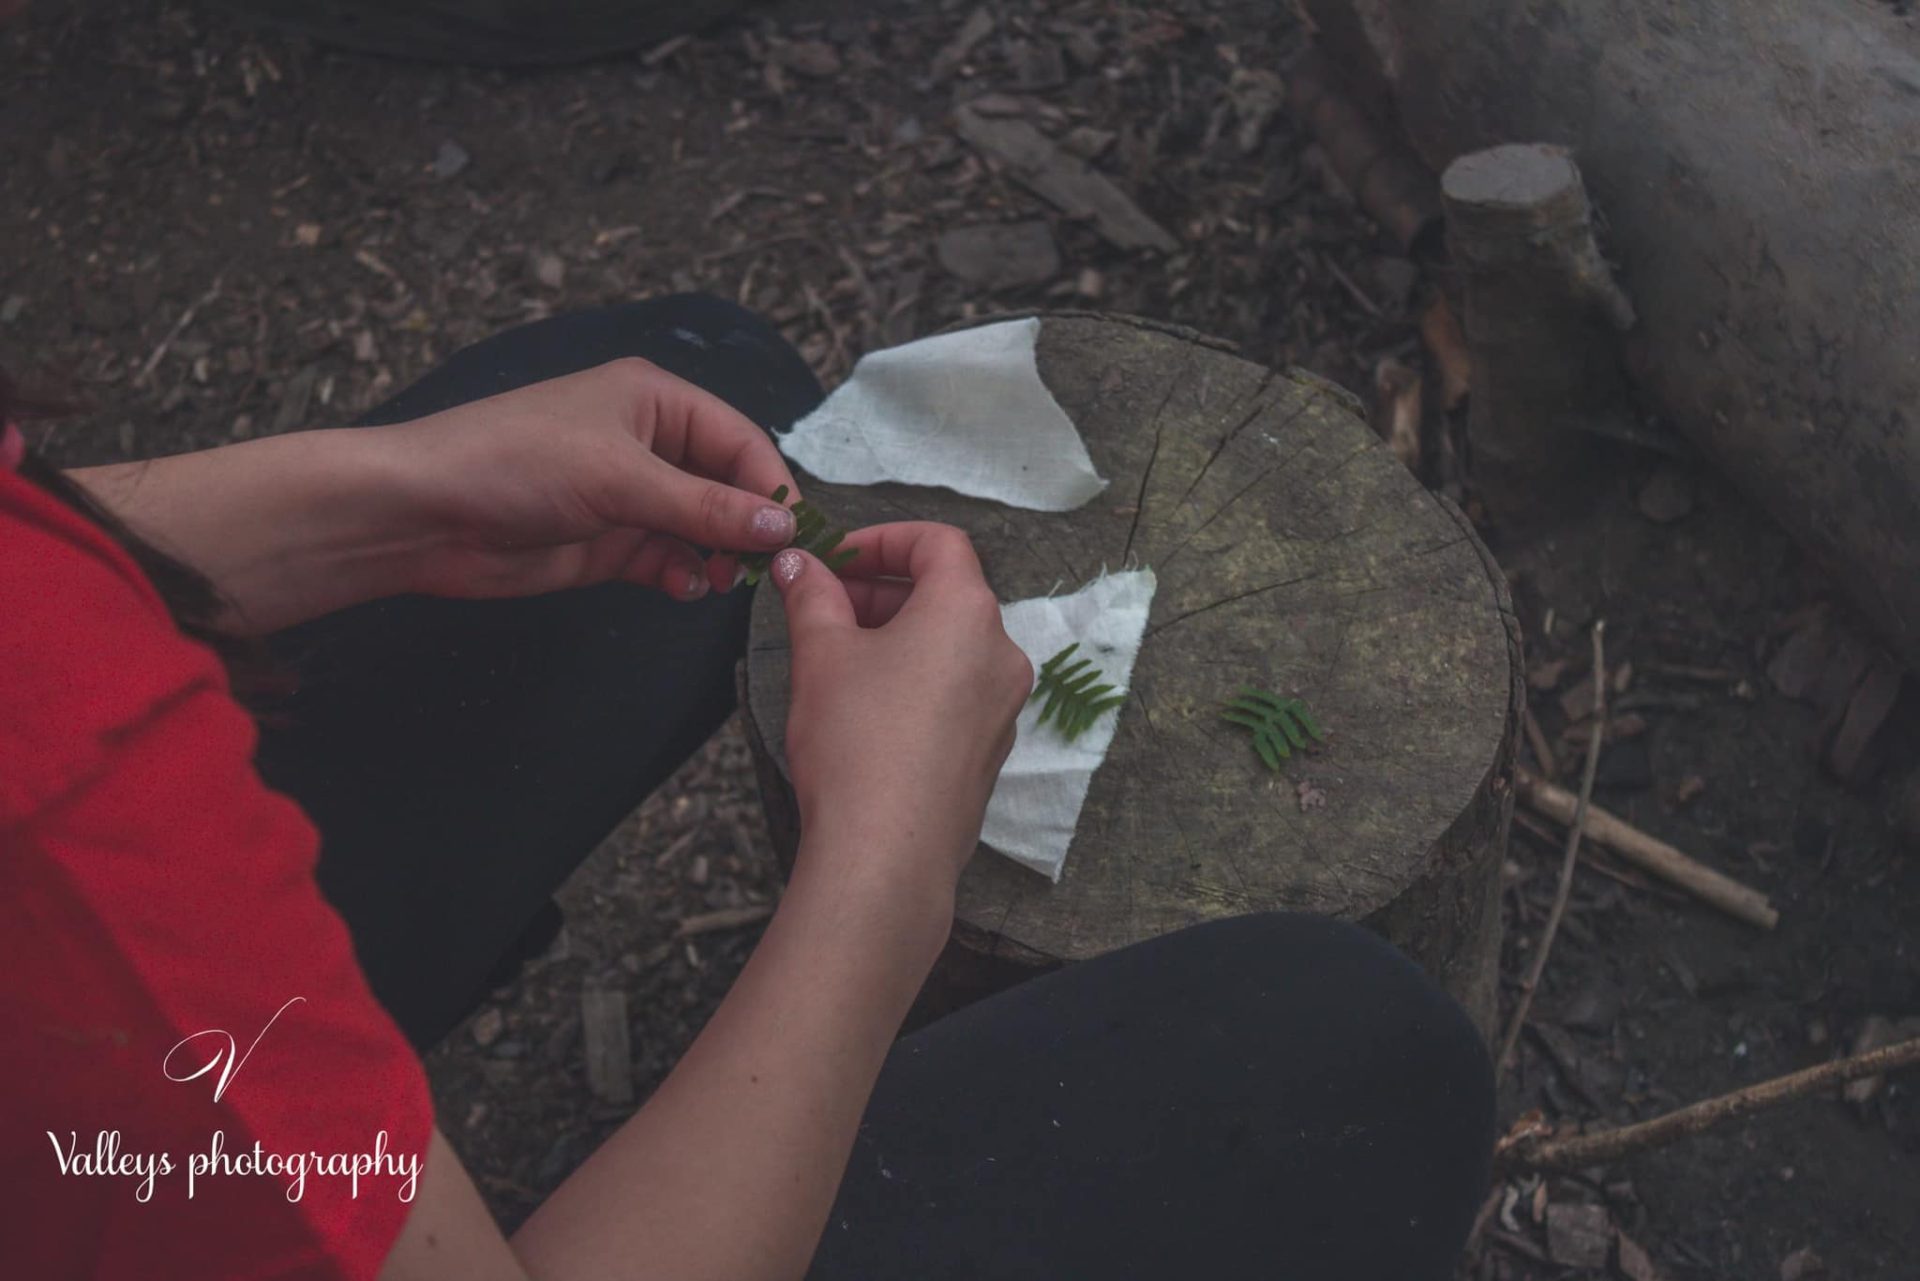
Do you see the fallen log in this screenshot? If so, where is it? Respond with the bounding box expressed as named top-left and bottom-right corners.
top-left (1301, 0), bottom-right (1920, 675)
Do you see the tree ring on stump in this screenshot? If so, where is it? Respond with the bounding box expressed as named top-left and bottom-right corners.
top-left (742, 313), bottom-right (1520, 1035)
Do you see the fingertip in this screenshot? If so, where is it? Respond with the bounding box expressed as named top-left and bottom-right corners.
top-left (706, 552), bottom-right (741, 593)
top-left (771, 547), bottom-right (807, 588)
top-left (753, 503), bottom-right (797, 547)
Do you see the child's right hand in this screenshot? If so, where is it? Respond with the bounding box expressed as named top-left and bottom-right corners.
top-left (769, 522), bottom-right (1033, 904)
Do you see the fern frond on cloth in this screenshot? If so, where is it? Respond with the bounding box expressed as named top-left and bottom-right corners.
top-left (1030, 643), bottom-right (1129, 742)
top-left (989, 568), bottom-right (1156, 883)
top-left (739, 484), bottom-right (860, 585)
top-left (1222, 688), bottom-right (1326, 770)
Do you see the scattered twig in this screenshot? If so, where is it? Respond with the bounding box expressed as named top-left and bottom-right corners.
top-left (1641, 661), bottom-right (1739, 684)
top-left (674, 904), bottom-right (776, 937)
top-left (651, 829), bottom-right (700, 871)
top-left (1514, 769), bottom-right (1779, 929)
top-left (1324, 253), bottom-right (1385, 318)
top-left (1514, 811), bottom-right (1689, 903)
top-left (1498, 621), bottom-right (1605, 1072)
top-left (1498, 1036), bottom-right (1920, 1174)
top-left (135, 273), bottom-right (225, 387)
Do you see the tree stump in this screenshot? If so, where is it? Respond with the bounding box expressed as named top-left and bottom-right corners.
top-left (1439, 144), bottom-right (1638, 529)
top-left (742, 313), bottom-right (1521, 1036)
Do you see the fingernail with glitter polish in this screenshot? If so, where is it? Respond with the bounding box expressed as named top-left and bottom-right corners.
top-left (772, 548), bottom-right (806, 587)
top-left (753, 505), bottom-right (796, 545)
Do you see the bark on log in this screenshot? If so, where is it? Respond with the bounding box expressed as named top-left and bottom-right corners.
top-left (741, 313), bottom-right (1521, 1036)
top-left (1440, 144), bottom-right (1637, 525)
top-left (1300, 0), bottom-right (1920, 674)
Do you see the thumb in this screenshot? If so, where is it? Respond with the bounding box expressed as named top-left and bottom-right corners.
top-left (635, 453), bottom-right (797, 552)
top-left (772, 548), bottom-right (856, 646)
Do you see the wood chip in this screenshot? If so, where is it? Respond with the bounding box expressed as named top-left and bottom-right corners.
top-left (1528, 657), bottom-right (1569, 691)
top-left (773, 39), bottom-right (841, 79)
top-left (580, 987), bottom-right (635, 1106)
top-left (1369, 355), bottom-right (1421, 472)
top-left (953, 105), bottom-right (1178, 253)
top-left (935, 220), bottom-right (1060, 289)
top-left (1559, 675), bottom-right (1598, 723)
top-left (1780, 1246), bottom-right (1825, 1281)
top-left (270, 365), bottom-right (319, 434)
top-left (1828, 653), bottom-right (1904, 781)
top-left (1545, 1202), bottom-right (1611, 1269)
top-left (929, 6), bottom-right (994, 82)
top-left (470, 1006), bottom-right (503, 1048)
top-left (1226, 67), bottom-right (1286, 153)
top-left (1617, 1229), bottom-right (1665, 1281)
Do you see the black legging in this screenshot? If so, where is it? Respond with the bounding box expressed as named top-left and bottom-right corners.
top-left (254, 296), bottom-right (1494, 1281)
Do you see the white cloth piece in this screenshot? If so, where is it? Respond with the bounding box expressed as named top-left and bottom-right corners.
top-left (776, 317), bottom-right (1108, 512)
top-left (984, 569), bottom-right (1157, 882)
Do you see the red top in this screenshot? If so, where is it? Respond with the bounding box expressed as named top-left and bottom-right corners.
top-left (1, 468), bottom-right (432, 1278)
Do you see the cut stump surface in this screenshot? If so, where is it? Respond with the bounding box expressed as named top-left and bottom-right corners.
top-left (743, 313), bottom-right (1519, 1032)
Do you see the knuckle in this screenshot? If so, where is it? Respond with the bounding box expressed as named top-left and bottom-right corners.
top-left (1004, 647), bottom-right (1035, 694)
top-left (604, 355), bottom-right (659, 388)
top-left (930, 524), bottom-right (975, 558)
top-left (697, 481), bottom-right (737, 533)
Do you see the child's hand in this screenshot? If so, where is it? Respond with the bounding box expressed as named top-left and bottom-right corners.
top-left (770, 523), bottom-right (1033, 899)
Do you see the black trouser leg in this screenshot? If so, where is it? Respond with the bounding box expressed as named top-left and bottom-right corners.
top-left (253, 294), bottom-right (823, 1049)
top-left (810, 912), bottom-right (1494, 1281)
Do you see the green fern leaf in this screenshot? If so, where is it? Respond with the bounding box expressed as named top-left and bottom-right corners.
top-left (1221, 687), bottom-right (1326, 771)
top-left (1030, 643), bottom-right (1129, 742)
top-left (738, 485), bottom-right (862, 585)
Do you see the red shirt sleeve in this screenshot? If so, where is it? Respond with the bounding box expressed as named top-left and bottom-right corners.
top-left (0, 470), bottom-right (433, 1279)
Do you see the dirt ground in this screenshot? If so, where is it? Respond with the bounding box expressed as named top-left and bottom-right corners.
top-left (5, 1), bottom-right (1917, 1277)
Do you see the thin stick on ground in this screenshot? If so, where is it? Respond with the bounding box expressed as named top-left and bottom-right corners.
top-left (135, 272), bottom-right (225, 387)
top-left (1513, 769), bottom-right (1778, 928)
top-left (1497, 620), bottom-right (1605, 1073)
top-left (1497, 1036), bottom-right (1920, 1174)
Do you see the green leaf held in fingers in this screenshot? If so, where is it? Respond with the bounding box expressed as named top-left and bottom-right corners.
top-left (738, 484), bottom-right (861, 585)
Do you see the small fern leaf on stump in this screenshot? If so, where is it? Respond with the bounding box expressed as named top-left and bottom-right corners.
top-left (1030, 643), bottom-right (1128, 743)
top-left (740, 484), bottom-right (861, 584)
top-left (1222, 687), bottom-right (1325, 771)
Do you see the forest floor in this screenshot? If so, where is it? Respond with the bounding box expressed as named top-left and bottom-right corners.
top-left (4, 1), bottom-right (1917, 1277)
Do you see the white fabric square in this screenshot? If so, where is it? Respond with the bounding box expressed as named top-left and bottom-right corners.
top-left (984, 570), bottom-right (1157, 881)
top-left (777, 318), bottom-right (1108, 512)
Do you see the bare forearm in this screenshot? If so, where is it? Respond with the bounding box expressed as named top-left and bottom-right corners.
top-left (71, 428), bottom-right (427, 634)
top-left (511, 839), bottom-right (952, 1281)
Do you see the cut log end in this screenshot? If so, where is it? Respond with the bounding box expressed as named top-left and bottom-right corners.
top-left (745, 313), bottom-right (1518, 1037)
top-left (1441, 142), bottom-right (1581, 214)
